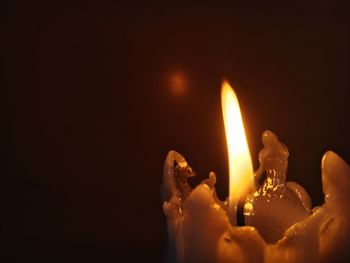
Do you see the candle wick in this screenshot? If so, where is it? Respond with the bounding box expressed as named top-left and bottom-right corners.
top-left (236, 200), bottom-right (245, 226)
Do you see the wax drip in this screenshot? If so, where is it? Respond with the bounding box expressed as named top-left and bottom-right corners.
top-left (162, 151), bottom-right (195, 215)
top-left (244, 130), bottom-right (311, 243)
top-left (254, 130), bottom-right (289, 197)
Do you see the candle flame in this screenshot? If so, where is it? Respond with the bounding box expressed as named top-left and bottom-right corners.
top-left (221, 80), bottom-right (253, 208)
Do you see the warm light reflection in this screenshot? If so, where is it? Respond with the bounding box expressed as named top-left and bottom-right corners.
top-left (168, 71), bottom-right (187, 97)
top-left (221, 80), bottom-right (253, 209)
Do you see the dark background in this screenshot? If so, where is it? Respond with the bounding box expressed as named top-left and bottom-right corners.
top-left (3, 1), bottom-right (350, 262)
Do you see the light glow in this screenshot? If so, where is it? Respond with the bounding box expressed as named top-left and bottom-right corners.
top-left (221, 80), bottom-right (253, 209)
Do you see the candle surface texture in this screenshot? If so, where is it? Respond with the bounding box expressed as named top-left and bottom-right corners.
top-left (162, 132), bottom-right (350, 263)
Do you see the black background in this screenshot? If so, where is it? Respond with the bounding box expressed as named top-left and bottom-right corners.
top-left (3, 1), bottom-right (350, 262)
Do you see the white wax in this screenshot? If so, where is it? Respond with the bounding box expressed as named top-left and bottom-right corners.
top-left (162, 137), bottom-right (350, 263)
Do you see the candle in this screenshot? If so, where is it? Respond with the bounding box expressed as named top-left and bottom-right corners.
top-left (162, 81), bottom-right (350, 263)
top-left (221, 80), bottom-right (253, 225)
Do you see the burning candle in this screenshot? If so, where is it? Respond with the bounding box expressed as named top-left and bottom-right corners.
top-left (162, 81), bottom-right (350, 263)
top-left (221, 80), bottom-right (253, 225)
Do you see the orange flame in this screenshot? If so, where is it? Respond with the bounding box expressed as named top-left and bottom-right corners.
top-left (221, 80), bottom-right (253, 210)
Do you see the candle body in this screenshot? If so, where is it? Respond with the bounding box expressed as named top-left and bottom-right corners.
top-left (162, 132), bottom-right (350, 263)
